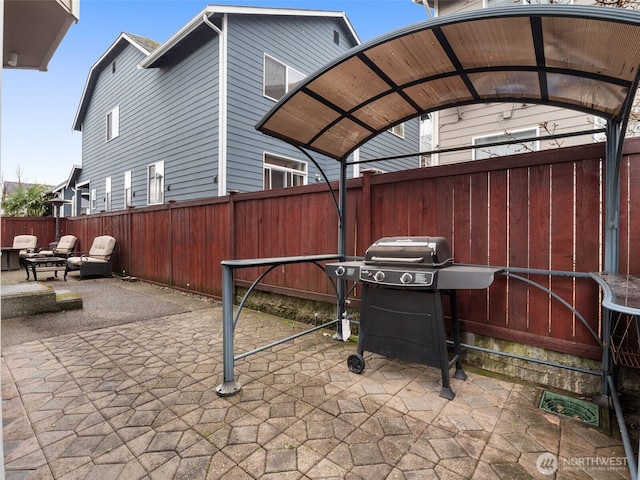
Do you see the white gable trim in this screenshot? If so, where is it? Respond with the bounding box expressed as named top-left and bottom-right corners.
top-left (72, 33), bottom-right (155, 131)
top-left (139, 5), bottom-right (359, 69)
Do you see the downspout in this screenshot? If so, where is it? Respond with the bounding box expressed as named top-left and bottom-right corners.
top-left (202, 13), bottom-right (228, 197)
top-left (352, 149), bottom-right (360, 178)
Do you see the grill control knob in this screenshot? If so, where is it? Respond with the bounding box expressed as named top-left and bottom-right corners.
top-left (373, 271), bottom-right (385, 282)
top-left (335, 266), bottom-right (346, 276)
top-left (400, 272), bottom-right (413, 284)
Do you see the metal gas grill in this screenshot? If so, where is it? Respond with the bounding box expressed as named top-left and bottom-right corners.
top-left (326, 236), bottom-right (502, 400)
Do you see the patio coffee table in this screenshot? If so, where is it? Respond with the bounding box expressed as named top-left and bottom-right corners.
top-left (24, 257), bottom-right (67, 281)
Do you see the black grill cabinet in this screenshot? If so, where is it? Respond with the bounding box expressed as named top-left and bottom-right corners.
top-left (326, 236), bottom-right (502, 400)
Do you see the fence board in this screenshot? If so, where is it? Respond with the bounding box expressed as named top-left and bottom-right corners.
top-left (469, 172), bottom-right (490, 325)
top-left (508, 168), bottom-right (530, 332)
top-left (549, 162), bottom-right (577, 343)
top-left (488, 169), bottom-right (509, 327)
top-left (453, 174), bottom-right (472, 322)
top-left (625, 152), bottom-right (640, 274)
top-left (420, 178), bottom-right (438, 235)
top-left (528, 166), bottom-right (551, 336)
top-left (574, 159), bottom-right (602, 346)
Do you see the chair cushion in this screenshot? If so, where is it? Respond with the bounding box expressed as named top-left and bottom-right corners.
top-left (56, 235), bottom-right (77, 252)
top-left (67, 256), bottom-right (109, 266)
top-left (66, 256), bottom-right (83, 266)
top-left (12, 235), bottom-right (37, 250)
top-left (88, 236), bottom-right (116, 258)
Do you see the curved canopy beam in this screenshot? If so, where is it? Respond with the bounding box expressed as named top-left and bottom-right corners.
top-left (257, 5), bottom-right (640, 161)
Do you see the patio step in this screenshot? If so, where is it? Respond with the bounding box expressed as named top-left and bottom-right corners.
top-left (55, 290), bottom-right (83, 311)
top-left (1, 283), bottom-right (82, 319)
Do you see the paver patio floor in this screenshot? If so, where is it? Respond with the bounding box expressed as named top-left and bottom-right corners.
top-left (1, 273), bottom-right (631, 479)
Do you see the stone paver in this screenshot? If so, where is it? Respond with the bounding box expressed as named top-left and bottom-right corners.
top-left (1, 273), bottom-right (632, 479)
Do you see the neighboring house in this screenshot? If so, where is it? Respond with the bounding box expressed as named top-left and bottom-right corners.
top-left (421, 0), bottom-right (639, 165)
top-left (1, 180), bottom-right (52, 199)
top-left (49, 165), bottom-right (82, 217)
top-left (71, 5), bottom-right (420, 215)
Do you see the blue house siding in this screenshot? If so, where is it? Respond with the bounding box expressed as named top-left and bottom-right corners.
top-left (224, 14), bottom-right (360, 193)
top-left (73, 8), bottom-right (421, 215)
top-left (223, 14), bottom-right (419, 193)
top-left (76, 33), bottom-right (219, 211)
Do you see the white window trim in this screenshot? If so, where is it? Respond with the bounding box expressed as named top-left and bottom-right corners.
top-left (147, 161), bottom-right (164, 205)
top-left (106, 106), bottom-right (120, 142)
top-left (90, 188), bottom-right (97, 211)
top-left (75, 180), bottom-right (90, 216)
top-left (263, 54), bottom-right (305, 102)
top-left (388, 123), bottom-right (405, 139)
top-left (124, 170), bottom-right (132, 208)
top-left (472, 126), bottom-right (540, 160)
top-left (105, 177), bottom-right (112, 211)
top-left (263, 152), bottom-right (308, 189)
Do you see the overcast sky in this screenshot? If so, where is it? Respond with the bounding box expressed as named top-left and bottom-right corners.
top-left (1, 0), bottom-right (430, 187)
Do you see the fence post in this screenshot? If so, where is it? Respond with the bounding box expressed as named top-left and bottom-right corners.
top-left (361, 169), bottom-right (375, 254)
top-left (228, 190), bottom-right (238, 261)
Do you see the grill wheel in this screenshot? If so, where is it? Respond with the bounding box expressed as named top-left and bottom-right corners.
top-left (347, 353), bottom-right (365, 374)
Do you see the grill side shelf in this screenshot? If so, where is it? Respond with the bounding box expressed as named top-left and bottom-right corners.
top-left (436, 265), bottom-right (504, 290)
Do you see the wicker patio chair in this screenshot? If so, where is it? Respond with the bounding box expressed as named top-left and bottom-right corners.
top-left (64, 235), bottom-right (116, 280)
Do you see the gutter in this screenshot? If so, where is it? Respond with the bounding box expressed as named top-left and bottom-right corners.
top-left (202, 14), bottom-right (228, 197)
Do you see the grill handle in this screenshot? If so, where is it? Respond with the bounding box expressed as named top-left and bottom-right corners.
top-left (369, 256), bottom-right (424, 263)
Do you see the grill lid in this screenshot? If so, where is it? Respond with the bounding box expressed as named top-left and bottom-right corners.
top-left (364, 236), bottom-right (453, 267)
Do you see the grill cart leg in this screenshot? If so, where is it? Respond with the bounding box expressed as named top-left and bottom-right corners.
top-left (436, 291), bottom-right (455, 400)
top-left (448, 290), bottom-right (467, 381)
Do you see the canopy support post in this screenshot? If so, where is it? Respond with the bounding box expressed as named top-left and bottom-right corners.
top-left (596, 118), bottom-right (623, 406)
top-left (335, 159), bottom-right (348, 340)
top-left (603, 118), bottom-right (622, 275)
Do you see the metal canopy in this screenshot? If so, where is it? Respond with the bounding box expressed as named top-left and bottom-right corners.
top-left (257, 5), bottom-right (640, 161)
top-left (253, 8), bottom-right (640, 471)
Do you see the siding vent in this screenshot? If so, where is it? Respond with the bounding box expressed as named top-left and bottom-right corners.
top-left (333, 30), bottom-right (339, 46)
top-left (112, 61), bottom-right (116, 74)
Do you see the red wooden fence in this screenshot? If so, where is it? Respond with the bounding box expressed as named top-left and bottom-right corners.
top-left (4, 138), bottom-right (640, 360)
top-left (1, 217), bottom-right (56, 250)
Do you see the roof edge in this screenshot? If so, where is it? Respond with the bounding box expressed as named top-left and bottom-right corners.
top-left (72, 33), bottom-right (156, 131)
top-left (139, 5), bottom-right (359, 69)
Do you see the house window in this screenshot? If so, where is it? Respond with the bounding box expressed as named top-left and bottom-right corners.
top-left (263, 54), bottom-right (305, 101)
top-left (106, 106), bottom-right (120, 142)
top-left (264, 153), bottom-right (307, 190)
top-left (105, 177), bottom-right (111, 211)
top-left (148, 161), bottom-right (164, 205)
top-left (76, 182), bottom-right (90, 215)
top-left (473, 127), bottom-right (538, 160)
top-left (90, 188), bottom-right (97, 211)
top-left (124, 170), bottom-right (132, 208)
top-left (389, 123), bottom-right (405, 139)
